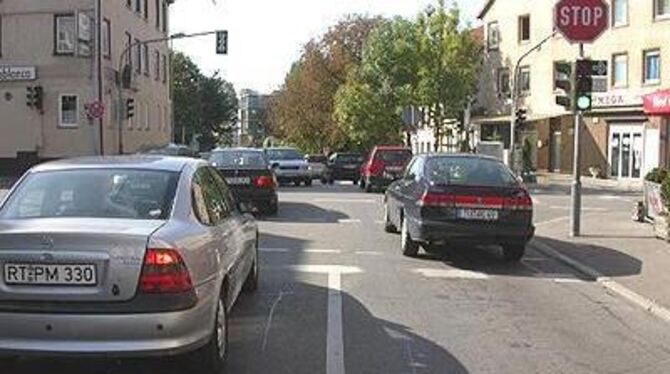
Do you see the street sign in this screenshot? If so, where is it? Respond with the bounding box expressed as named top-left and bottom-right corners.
top-left (576, 60), bottom-right (608, 76)
top-left (592, 77), bottom-right (608, 93)
top-left (554, 0), bottom-right (609, 44)
top-left (86, 101), bottom-right (105, 119)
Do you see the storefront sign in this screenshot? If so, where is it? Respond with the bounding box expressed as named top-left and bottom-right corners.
top-left (0, 66), bottom-right (37, 82)
top-left (592, 90), bottom-right (644, 108)
top-left (643, 89), bottom-right (670, 115)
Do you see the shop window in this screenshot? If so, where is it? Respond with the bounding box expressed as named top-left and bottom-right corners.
top-left (59, 95), bottom-right (78, 128)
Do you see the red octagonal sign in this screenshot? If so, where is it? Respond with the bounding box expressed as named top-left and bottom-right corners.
top-left (554, 0), bottom-right (609, 44)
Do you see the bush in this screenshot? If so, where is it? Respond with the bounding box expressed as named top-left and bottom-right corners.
top-left (646, 167), bottom-right (669, 184)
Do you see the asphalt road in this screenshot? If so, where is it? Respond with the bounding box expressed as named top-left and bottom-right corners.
top-left (6, 183), bottom-right (670, 373)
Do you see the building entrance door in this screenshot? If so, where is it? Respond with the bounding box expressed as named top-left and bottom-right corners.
top-left (550, 131), bottom-right (562, 172)
top-left (609, 125), bottom-right (643, 179)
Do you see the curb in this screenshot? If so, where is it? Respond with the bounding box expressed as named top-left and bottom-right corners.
top-left (531, 239), bottom-right (670, 324)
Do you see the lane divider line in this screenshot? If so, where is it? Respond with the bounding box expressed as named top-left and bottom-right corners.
top-left (532, 240), bottom-right (670, 323)
top-left (337, 219), bottom-right (362, 224)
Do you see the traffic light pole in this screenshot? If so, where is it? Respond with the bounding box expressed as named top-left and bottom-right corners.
top-left (116, 30), bottom-right (222, 154)
top-left (570, 43), bottom-right (585, 237)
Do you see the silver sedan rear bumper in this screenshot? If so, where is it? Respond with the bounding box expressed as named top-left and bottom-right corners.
top-left (0, 281), bottom-right (217, 357)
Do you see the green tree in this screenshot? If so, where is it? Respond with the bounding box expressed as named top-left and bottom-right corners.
top-left (172, 52), bottom-right (202, 144)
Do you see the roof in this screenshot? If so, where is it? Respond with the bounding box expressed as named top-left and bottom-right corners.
top-left (420, 153), bottom-right (500, 162)
top-left (478, 0), bottom-right (495, 20)
top-left (470, 26), bottom-right (485, 44)
top-left (373, 145), bottom-right (411, 151)
top-left (212, 147), bottom-right (264, 153)
top-left (30, 156), bottom-right (203, 173)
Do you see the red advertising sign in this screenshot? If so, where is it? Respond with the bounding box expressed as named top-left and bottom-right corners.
top-left (554, 0), bottom-right (609, 44)
top-left (643, 89), bottom-right (670, 115)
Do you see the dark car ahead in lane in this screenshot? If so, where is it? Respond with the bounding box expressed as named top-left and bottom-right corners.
top-left (360, 146), bottom-right (413, 192)
top-left (324, 153), bottom-right (364, 185)
top-left (383, 154), bottom-right (534, 261)
top-left (210, 148), bottom-right (279, 215)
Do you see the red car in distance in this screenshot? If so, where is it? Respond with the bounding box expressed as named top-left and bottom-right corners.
top-left (359, 145), bottom-right (413, 193)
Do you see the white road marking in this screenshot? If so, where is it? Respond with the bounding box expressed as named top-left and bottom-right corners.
top-left (260, 290), bottom-right (285, 351)
top-left (338, 219), bottom-right (362, 224)
top-left (549, 206), bottom-right (608, 212)
top-left (288, 265), bottom-right (362, 374)
top-left (306, 249), bottom-right (341, 254)
top-left (314, 198), bottom-right (377, 204)
top-left (552, 278), bottom-right (586, 284)
top-left (261, 248), bottom-right (341, 254)
top-left (414, 268), bottom-right (490, 280)
top-left (260, 248), bottom-right (290, 253)
top-left (355, 251), bottom-right (383, 256)
top-left (532, 197), bottom-right (542, 205)
top-left (534, 216), bottom-right (570, 227)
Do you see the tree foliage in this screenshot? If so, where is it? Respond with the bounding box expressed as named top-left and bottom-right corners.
top-left (172, 52), bottom-right (238, 150)
top-left (268, 15), bottom-right (381, 153)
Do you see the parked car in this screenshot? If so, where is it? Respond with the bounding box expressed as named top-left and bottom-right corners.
top-left (264, 147), bottom-right (312, 186)
top-left (324, 153), bottom-right (364, 184)
top-left (306, 154), bottom-right (328, 182)
top-left (144, 143), bottom-right (196, 157)
top-left (210, 148), bottom-right (279, 215)
top-left (359, 146), bottom-right (413, 192)
top-left (0, 156), bottom-right (259, 372)
top-left (383, 154), bottom-right (534, 261)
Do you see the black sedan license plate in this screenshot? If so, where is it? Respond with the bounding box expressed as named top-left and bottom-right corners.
top-left (3, 263), bottom-right (97, 286)
top-left (457, 209), bottom-right (499, 221)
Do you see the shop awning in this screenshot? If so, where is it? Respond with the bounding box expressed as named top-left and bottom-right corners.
top-left (643, 89), bottom-right (670, 115)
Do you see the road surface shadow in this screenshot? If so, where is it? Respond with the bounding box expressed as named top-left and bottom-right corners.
top-left (262, 201), bottom-right (350, 224)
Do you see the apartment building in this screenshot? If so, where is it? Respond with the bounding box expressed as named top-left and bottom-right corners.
top-left (0, 0), bottom-right (173, 175)
top-left (237, 89), bottom-right (269, 147)
top-left (475, 0), bottom-right (670, 180)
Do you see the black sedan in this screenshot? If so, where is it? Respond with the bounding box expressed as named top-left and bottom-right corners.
top-left (383, 154), bottom-right (534, 261)
top-left (324, 153), bottom-right (364, 184)
top-left (210, 148), bottom-right (279, 215)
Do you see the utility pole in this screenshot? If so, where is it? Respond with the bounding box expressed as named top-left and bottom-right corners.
top-left (570, 44), bottom-right (585, 237)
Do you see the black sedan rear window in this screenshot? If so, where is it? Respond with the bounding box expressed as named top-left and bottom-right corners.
top-left (425, 157), bottom-right (518, 187)
top-left (0, 169), bottom-right (178, 220)
top-left (211, 151), bottom-right (268, 168)
top-left (375, 150), bottom-right (412, 163)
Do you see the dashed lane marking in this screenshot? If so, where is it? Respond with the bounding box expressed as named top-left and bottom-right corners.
top-left (337, 219), bottom-right (362, 224)
top-left (413, 268), bottom-right (490, 280)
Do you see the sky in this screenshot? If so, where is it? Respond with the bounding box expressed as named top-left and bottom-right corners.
top-left (170, 0), bottom-right (483, 94)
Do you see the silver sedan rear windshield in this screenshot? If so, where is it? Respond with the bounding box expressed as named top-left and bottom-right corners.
top-left (0, 169), bottom-right (179, 220)
top-left (425, 157), bottom-right (518, 187)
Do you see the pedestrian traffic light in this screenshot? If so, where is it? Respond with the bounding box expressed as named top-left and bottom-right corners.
top-left (126, 98), bottom-right (135, 119)
top-left (575, 59), bottom-right (593, 112)
top-left (515, 108), bottom-right (528, 129)
top-left (554, 62), bottom-right (573, 111)
top-left (216, 30), bottom-right (228, 55)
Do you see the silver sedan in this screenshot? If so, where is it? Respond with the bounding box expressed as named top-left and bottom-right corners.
top-left (0, 156), bottom-right (259, 373)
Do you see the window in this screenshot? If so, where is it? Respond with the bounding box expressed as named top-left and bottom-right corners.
top-left (519, 66), bottom-right (531, 95)
top-left (155, 0), bottom-right (161, 28)
top-left (59, 95), bottom-right (78, 128)
top-left (644, 49), bottom-right (661, 84)
top-left (142, 44), bottom-right (149, 76)
top-left (194, 168), bottom-right (231, 225)
top-left (162, 1), bottom-right (168, 33)
top-left (54, 14), bottom-right (76, 55)
top-left (207, 167), bottom-right (238, 214)
top-left (613, 0), bottom-right (628, 26)
top-left (102, 19), bottom-right (111, 59)
top-left (143, 0), bottom-right (149, 19)
top-left (135, 0), bottom-right (142, 14)
top-left (192, 171), bottom-right (211, 225)
top-left (0, 16), bottom-right (3, 57)
top-left (162, 54), bottom-right (168, 83)
top-left (125, 32), bottom-right (132, 66)
top-left (145, 102), bottom-right (150, 130)
top-left (135, 38), bottom-right (141, 74)
top-left (126, 0), bottom-right (132, 9)
top-left (655, 0), bottom-right (670, 19)
top-left (518, 15), bottom-right (530, 43)
top-left (612, 53), bottom-right (628, 87)
top-left (497, 68), bottom-right (510, 97)
top-left (487, 21), bottom-right (500, 51)
top-left (154, 50), bottom-right (160, 80)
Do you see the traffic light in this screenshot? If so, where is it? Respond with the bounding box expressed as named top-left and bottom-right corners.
top-left (554, 62), bottom-right (573, 111)
top-left (33, 86), bottom-right (43, 111)
top-left (216, 31), bottom-right (228, 55)
top-left (515, 108), bottom-right (528, 129)
top-left (26, 86), bottom-right (35, 108)
top-left (575, 59), bottom-right (594, 112)
top-left (126, 98), bottom-right (135, 119)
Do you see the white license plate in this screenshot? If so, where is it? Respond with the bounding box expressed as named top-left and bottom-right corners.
top-left (343, 165), bottom-right (357, 169)
top-left (4, 263), bottom-right (97, 286)
top-left (226, 177), bottom-right (251, 185)
top-left (457, 209), bottom-right (499, 221)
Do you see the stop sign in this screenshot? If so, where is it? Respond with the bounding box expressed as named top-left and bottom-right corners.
top-left (554, 0), bottom-right (609, 43)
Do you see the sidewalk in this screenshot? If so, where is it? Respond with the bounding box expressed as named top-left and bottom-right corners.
top-left (533, 171), bottom-right (643, 193)
top-left (533, 204), bottom-right (670, 320)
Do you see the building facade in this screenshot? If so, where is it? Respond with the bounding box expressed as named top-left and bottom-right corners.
top-left (237, 89), bottom-right (269, 147)
top-left (475, 0), bottom-right (670, 180)
top-left (0, 0), bottom-right (173, 175)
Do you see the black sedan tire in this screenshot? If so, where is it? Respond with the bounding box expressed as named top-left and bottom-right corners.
top-left (401, 217), bottom-right (420, 257)
top-left (294, 180), bottom-right (302, 187)
top-left (364, 179), bottom-right (373, 193)
top-left (502, 244), bottom-right (526, 262)
top-left (190, 291), bottom-right (228, 374)
top-left (264, 201), bottom-right (279, 216)
top-left (352, 179), bottom-right (358, 185)
top-left (359, 178), bottom-right (366, 189)
top-left (305, 179), bottom-right (313, 187)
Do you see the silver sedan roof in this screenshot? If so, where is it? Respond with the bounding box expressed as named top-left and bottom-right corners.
top-left (30, 156), bottom-right (205, 173)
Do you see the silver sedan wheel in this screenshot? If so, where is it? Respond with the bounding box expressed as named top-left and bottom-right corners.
top-left (216, 298), bottom-right (227, 358)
